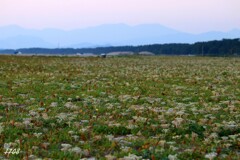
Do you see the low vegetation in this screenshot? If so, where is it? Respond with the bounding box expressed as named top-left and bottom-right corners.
top-left (0, 55), bottom-right (239, 159)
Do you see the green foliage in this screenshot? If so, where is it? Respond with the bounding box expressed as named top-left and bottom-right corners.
top-left (187, 123), bottom-right (205, 138)
top-left (173, 123), bottom-right (205, 139)
top-left (218, 127), bottom-right (240, 137)
top-left (93, 125), bottom-right (131, 135)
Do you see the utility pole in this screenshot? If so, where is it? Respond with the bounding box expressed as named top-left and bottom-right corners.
top-left (202, 45), bottom-right (204, 56)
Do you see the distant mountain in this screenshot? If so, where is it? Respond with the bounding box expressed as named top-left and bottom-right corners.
top-left (0, 35), bottom-right (53, 49)
top-left (0, 24), bottom-right (240, 49)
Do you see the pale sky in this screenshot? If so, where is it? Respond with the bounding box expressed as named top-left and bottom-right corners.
top-left (1, 0), bottom-right (240, 33)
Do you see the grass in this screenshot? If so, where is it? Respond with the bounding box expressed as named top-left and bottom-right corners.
top-left (0, 55), bottom-right (239, 159)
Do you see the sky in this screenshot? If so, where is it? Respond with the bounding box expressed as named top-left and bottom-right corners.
top-left (1, 0), bottom-right (240, 33)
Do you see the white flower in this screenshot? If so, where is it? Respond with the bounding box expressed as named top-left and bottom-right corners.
top-left (221, 136), bottom-right (228, 140)
top-left (226, 121), bottom-right (238, 129)
top-left (68, 131), bottom-right (74, 135)
top-left (29, 110), bottom-right (39, 117)
top-left (126, 124), bottom-right (137, 129)
top-left (70, 147), bottom-right (82, 154)
top-left (50, 102), bottom-right (58, 107)
top-left (172, 118), bottom-right (184, 128)
top-left (229, 135), bottom-right (237, 140)
top-left (106, 135), bottom-right (114, 141)
top-left (170, 146), bottom-right (178, 151)
top-left (61, 143), bottom-right (72, 152)
top-left (33, 132), bottom-right (42, 138)
top-left (121, 146), bottom-right (130, 152)
top-left (81, 120), bottom-right (89, 123)
top-left (79, 158), bottom-right (96, 160)
top-left (205, 152), bottom-right (217, 160)
top-left (23, 120), bottom-right (30, 125)
top-left (56, 113), bottom-right (68, 121)
top-left (72, 135), bottom-right (79, 141)
top-left (123, 153), bottom-right (142, 160)
top-left (32, 146), bottom-right (39, 150)
top-left (30, 98), bottom-right (35, 101)
top-left (28, 155), bottom-right (38, 160)
top-left (158, 140), bottom-right (166, 147)
top-left (105, 155), bottom-right (116, 160)
top-left (67, 98), bottom-right (72, 101)
top-left (209, 133), bottom-right (218, 139)
top-left (166, 108), bottom-right (175, 115)
top-left (132, 116), bottom-right (147, 123)
top-left (176, 110), bottom-right (185, 117)
top-left (38, 107), bottom-right (45, 111)
top-left (118, 95), bottom-right (132, 102)
top-left (4, 143), bottom-right (11, 149)
top-left (161, 124), bottom-right (170, 129)
top-left (168, 154), bottom-right (178, 160)
top-left (64, 102), bottom-right (78, 110)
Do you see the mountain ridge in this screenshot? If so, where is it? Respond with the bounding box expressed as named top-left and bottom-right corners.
top-left (0, 24), bottom-right (240, 49)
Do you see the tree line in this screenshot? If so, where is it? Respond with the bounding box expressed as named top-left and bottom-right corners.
top-left (0, 38), bottom-right (239, 56)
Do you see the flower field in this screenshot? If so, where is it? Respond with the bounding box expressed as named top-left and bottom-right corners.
top-left (0, 55), bottom-right (239, 159)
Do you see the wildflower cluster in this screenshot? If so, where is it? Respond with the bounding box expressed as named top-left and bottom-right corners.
top-left (0, 56), bottom-right (239, 159)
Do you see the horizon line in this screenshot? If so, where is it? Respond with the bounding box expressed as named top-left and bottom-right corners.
top-left (0, 23), bottom-right (239, 34)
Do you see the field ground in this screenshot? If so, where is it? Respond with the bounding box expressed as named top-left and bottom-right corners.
top-left (0, 55), bottom-right (239, 159)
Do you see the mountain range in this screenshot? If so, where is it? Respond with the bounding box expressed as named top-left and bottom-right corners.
top-left (0, 24), bottom-right (240, 49)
